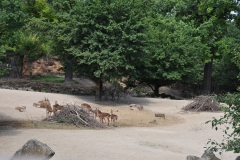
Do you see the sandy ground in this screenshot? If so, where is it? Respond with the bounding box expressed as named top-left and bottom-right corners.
top-left (0, 89), bottom-right (239, 160)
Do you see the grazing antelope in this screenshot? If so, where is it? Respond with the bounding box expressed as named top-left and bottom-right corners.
top-left (15, 106), bottom-right (26, 112)
top-left (52, 101), bottom-right (64, 115)
top-left (96, 108), bottom-right (110, 125)
top-left (80, 103), bottom-right (92, 112)
top-left (110, 109), bottom-right (118, 126)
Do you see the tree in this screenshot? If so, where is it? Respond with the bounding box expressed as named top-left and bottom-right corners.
top-left (162, 0), bottom-right (240, 95)
top-left (0, 0), bottom-right (52, 78)
top-left (128, 14), bottom-right (206, 96)
top-left (0, 0), bottom-right (27, 77)
top-left (57, 0), bottom-right (152, 100)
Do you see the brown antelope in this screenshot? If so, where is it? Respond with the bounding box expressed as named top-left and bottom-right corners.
top-left (89, 108), bottom-right (98, 120)
top-left (96, 108), bottom-right (110, 125)
top-left (43, 98), bottom-right (53, 117)
top-left (15, 106), bottom-right (26, 112)
top-left (33, 102), bottom-right (41, 107)
top-left (81, 103), bottom-right (92, 112)
top-left (52, 101), bottom-right (64, 115)
top-left (37, 99), bottom-right (48, 108)
top-left (110, 109), bottom-right (118, 126)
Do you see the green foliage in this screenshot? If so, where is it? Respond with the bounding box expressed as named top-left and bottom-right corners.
top-left (14, 31), bottom-right (50, 61)
top-left (132, 14), bottom-right (205, 93)
top-left (66, 0), bottom-right (152, 80)
top-left (206, 93), bottom-right (240, 154)
top-left (33, 75), bottom-right (64, 83)
top-left (57, 119), bottom-right (70, 123)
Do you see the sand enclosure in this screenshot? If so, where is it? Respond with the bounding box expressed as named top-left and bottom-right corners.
top-left (0, 89), bottom-right (238, 160)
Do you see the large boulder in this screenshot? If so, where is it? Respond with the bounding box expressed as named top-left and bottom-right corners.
top-left (200, 150), bottom-right (220, 160)
top-left (11, 139), bottom-right (55, 160)
top-left (187, 155), bottom-right (200, 160)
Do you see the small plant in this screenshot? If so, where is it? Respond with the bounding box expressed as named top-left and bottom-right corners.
top-left (33, 75), bottom-right (64, 83)
top-left (205, 92), bottom-right (240, 154)
top-left (57, 119), bottom-right (70, 123)
top-left (41, 88), bottom-right (49, 93)
top-left (134, 88), bottom-right (141, 96)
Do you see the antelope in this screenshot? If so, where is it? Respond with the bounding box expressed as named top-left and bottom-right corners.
top-left (110, 109), bottom-right (118, 126)
top-left (33, 102), bottom-right (41, 107)
top-left (130, 104), bottom-right (143, 111)
top-left (36, 99), bottom-right (48, 108)
top-left (52, 101), bottom-right (64, 115)
top-left (81, 103), bottom-right (92, 112)
top-left (43, 98), bottom-right (53, 117)
top-left (15, 106), bottom-right (26, 112)
top-left (96, 108), bottom-right (110, 125)
top-left (89, 108), bottom-right (98, 120)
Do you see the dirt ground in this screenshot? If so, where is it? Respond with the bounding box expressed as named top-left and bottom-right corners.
top-left (0, 88), bottom-right (238, 160)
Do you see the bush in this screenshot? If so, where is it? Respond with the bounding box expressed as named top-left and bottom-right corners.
top-left (205, 92), bottom-right (240, 154)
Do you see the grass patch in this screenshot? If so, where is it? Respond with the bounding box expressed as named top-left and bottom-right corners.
top-left (33, 75), bottom-right (64, 83)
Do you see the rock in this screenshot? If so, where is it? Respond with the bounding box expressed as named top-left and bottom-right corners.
top-left (11, 139), bottom-right (55, 160)
top-left (200, 150), bottom-right (220, 160)
top-left (236, 156), bottom-right (240, 160)
top-left (155, 113), bottom-right (165, 119)
top-left (149, 119), bottom-right (158, 124)
top-left (187, 155), bottom-right (200, 160)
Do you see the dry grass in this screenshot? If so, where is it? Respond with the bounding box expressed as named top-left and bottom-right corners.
top-left (0, 104), bottom-right (183, 130)
top-left (96, 106), bottom-right (183, 127)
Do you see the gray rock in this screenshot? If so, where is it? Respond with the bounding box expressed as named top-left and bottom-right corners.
top-left (236, 156), bottom-right (240, 160)
top-left (11, 139), bottom-right (55, 160)
top-left (187, 155), bottom-right (200, 160)
top-left (149, 119), bottom-right (158, 124)
top-left (200, 150), bottom-right (220, 160)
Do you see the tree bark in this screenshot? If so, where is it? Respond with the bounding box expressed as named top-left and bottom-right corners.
top-left (64, 59), bottom-right (73, 83)
top-left (203, 58), bottom-right (213, 95)
top-left (154, 84), bottom-right (160, 97)
top-left (95, 79), bottom-right (102, 101)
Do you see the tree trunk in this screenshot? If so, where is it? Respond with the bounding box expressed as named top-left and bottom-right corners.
top-left (154, 85), bottom-right (160, 97)
top-left (95, 79), bottom-right (102, 101)
top-left (64, 59), bottom-right (73, 83)
top-left (203, 58), bottom-right (213, 95)
top-left (9, 55), bottom-right (23, 78)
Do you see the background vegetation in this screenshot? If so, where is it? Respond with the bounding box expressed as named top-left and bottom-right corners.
top-left (1, 0), bottom-right (239, 98)
top-left (1, 0), bottom-right (240, 154)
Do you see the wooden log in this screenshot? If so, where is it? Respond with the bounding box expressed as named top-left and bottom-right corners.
top-left (155, 113), bottom-right (165, 119)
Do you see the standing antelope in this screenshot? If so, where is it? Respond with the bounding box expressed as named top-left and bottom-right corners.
top-left (89, 108), bottom-right (98, 120)
top-left (96, 108), bottom-right (110, 125)
top-left (110, 109), bottom-right (118, 126)
top-left (44, 98), bottom-right (53, 117)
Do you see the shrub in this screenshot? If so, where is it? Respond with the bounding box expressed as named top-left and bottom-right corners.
top-left (205, 92), bottom-right (240, 154)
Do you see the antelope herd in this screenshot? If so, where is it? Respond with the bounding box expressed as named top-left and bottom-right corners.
top-left (30, 97), bottom-right (119, 126)
top-left (15, 97), bottom-right (145, 127)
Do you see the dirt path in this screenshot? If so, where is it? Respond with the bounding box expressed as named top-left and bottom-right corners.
top-left (0, 89), bottom-right (238, 160)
